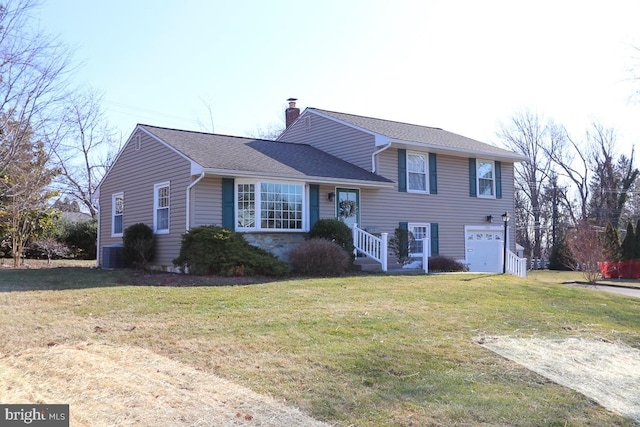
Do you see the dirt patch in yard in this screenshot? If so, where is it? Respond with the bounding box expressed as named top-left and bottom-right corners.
top-left (480, 336), bottom-right (640, 423)
top-left (0, 342), bottom-right (330, 427)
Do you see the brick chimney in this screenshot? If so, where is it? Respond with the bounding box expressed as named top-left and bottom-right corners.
top-left (285, 98), bottom-right (300, 128)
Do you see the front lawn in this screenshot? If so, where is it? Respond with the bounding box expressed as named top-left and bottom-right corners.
top-left (1, 269), bottom-right (639, 426)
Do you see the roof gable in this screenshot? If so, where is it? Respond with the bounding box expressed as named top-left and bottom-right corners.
top-left (301, 108), bottom-right (527, 162)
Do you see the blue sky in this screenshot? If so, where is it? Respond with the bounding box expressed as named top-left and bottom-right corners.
top-left (38, 1), bottom-right (640, 152)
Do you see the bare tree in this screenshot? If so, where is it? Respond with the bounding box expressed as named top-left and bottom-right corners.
top-left (50, 88), bottom-right (121, 217)
top-left (586, 123), bottom-right (638, 228)
top-left (30, 237), bottom-right (70, 264)
top-left (497, 110), bottom-right (555, 265)
top-left (545, 125), bottom-right (591, 224)
top-left (0, 0), bottom-right (72, 178)
top-left (565, 220), bottom-right (604, 285)
top-left (248, 122), bottom-right (285, 140)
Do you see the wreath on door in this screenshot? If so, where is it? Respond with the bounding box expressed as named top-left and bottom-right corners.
top-left (339, 200), bottom-right (357, 218)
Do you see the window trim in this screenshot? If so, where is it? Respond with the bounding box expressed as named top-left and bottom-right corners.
top-left (112, 192), bottom-right (124, 237)
top-left (154, 181), bottom-right (170, 234)
top-left (406, 151), bottom-right (429, 193)
top-left (408, 223), bottom-right (431, 257)
top-left (476, 159), bottom-right (496, 198)
top-left (235, 179), bottom-right (307, 232)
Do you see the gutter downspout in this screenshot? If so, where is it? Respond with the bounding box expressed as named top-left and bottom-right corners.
top-left (371, 140), bottom-right (392, 173)
top-left (95, 199), bottom-right (100, 268)
top-left (186, 172), bottom-right (206, 231)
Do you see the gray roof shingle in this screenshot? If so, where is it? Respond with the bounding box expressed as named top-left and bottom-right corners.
top-left (140, 125), bottom-right (392, 184)
top-left (309, 108), bottom-right (527, 160)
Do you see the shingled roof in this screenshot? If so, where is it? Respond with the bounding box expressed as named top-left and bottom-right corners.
top-left (306, 108), bottom-right (527, 161)
top-left (140, 125), bottom-right (393, 185)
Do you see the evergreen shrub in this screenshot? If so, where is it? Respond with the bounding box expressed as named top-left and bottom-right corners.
top-left (61, 219), bottom-right (97, 259)
top-left (172, 225), bottom-right (289, 277)
top-left (308, 219), bottom-right (354, 258)
top-left (122, 223), bottom-right (154, 269)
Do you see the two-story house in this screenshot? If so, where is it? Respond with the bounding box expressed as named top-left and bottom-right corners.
top-left (95, 101), bottom-right (527, 273)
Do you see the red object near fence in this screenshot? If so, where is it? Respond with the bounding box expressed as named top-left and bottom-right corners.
top-left (598, 260), bottom-right (640, 279)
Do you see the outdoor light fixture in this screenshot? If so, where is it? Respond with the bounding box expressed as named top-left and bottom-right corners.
top-left (502, 211), bottom-right (510, 274)
top-left (486, 215), bottom-right (493, 223)
top-left (328, 192), bottom-right (335, 202)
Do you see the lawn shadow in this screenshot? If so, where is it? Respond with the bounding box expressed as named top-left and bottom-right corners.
top-left (0, 267), bottom-right (282, 292)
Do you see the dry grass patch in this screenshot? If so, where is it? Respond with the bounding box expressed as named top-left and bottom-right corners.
top-left (0, 342), bottom-right (330, 427)
top-left (2, 269), bottom-right (640, 426)
top-left (481, 337), bottom-right (640, 423)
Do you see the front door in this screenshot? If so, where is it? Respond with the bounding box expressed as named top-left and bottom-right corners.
top-left (336, 188), bottom-right (360, 228)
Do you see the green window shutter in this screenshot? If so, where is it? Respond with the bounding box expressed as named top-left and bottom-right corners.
top-left (309, 184), bottom-right (320, 228)
top-left (398, 149), bottom-right (407, 192)
top-left (469, 158), bottom-right (477, 197)
top-left (430, 223), bottom-right (439, 256)
top-left (495, 161), bottom-right (502, 199)
top-left (222, 178), bottom-right (235, 230)
top-left (429, 153), bottom-right (437, 194)
top-left (399, 221), bottom-right (408, 231)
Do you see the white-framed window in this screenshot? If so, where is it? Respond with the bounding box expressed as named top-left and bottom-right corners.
top-left (408, 223), bottom-right (431, 257)
top-left (407, 152), bottom-right (428, 192)
top-left (154, 182), bottom-right (170, 234)
top-left (112, 192), bottom-right (124, 236)
top-left (477, 160), bottom-right (495, 198)
top-left (236, 180), bottom-right (305, 231)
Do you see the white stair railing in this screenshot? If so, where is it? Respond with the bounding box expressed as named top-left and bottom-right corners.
top-left (352, 223), bottom-right (388, 272)
top-left (506, 249), bottom-right (527, 278)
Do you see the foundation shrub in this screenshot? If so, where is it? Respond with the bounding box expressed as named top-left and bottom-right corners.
top-left (172, 225), bottom-right (289, 277)
top-left (289, 238), bottom-right (352, 276)
top-left (122, 223), bottom-right (154, 270)
top-left (308, 219), bottom-right (354, 259)
top-left (428, 255), bottom-right (466, 272)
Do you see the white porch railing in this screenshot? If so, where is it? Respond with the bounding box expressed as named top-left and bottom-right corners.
top-left (506, 249), bottom-right (527, 278)
top-left (352, 223), bottom-right (388, 272)
top-left (422, 237), bottom-right (429, 274)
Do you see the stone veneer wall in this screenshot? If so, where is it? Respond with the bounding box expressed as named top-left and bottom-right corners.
top-left (242, 233), bottom-right (306, 261)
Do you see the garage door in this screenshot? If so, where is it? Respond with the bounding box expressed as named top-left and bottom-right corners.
top-left (465, 227), bottom-right (504, 273)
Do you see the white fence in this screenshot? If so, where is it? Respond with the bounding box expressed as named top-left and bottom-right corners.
top-left (506, 249), bottom-right (527, 278)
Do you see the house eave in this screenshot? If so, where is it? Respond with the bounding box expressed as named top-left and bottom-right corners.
top-left (389, 139), bottom-right (529, 162)
top-left (200, 168), bottom-right (394, 188)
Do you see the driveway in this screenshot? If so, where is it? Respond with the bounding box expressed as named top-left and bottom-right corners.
top-left (566, 282), bottom-right (640, 298)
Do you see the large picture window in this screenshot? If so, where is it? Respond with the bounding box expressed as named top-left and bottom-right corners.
top-left (407, 152), bottom-right (428, 192)
top-left (154, 182), bottom-right (170, 233)
top-left (477, 160), bottom-right (495, 197)
top-left (112, 193), bottom-right (124, 236)
top-left (237, 181), bottom-right (304, 231)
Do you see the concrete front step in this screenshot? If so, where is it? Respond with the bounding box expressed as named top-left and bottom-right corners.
top-left (354, 256), bottom-right (402, 272)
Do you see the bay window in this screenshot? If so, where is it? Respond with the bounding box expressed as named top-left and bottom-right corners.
top-left (236, 181), bottom-right (305, 231)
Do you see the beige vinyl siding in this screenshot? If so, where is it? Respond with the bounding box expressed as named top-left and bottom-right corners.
top-left (281, 113), bottom-right (376, 171)
top-left (191, 176), bottom-right (223, 228)
top-left (98, 130), bottom-right (191, 268)
top-left (358, 148), bottom-right (516, 260)
top-left (317, 184), bottom-right (338, 221)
